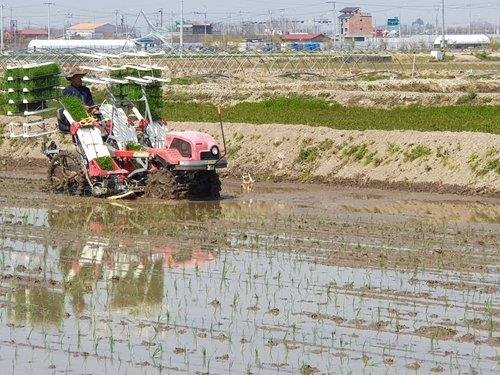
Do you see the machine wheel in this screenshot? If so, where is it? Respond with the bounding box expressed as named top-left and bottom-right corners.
top-left (145, 170), bottom-right (189, 200)
top-left (189, 170), bottom-right (221, 199)
top-left (47, 151), bottom-right (86, 195)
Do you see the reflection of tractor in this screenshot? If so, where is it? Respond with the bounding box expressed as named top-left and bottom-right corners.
top-left (60, 239), bottom-right (215, 312)
top-left (43, 63), bottom-right (227, 199)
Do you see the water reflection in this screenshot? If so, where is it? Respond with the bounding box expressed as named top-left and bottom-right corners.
top-left (7, 285), bottom-right (64, 326)
top-left (0, 207), bottom-right (49, 227)
top-left (1, 237), bottom-right (216, 325)
top-left (48, 202), bottom-right (225, 235)
top-left (47, 199), bottom-right (287, 235)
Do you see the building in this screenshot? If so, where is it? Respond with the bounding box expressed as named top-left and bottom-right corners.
top-left (281, 33), bottom-right (329, 43)
top-left (338, 7), bottom-right (374, 41)
top-left (433, 34), bottom-right (490, 49)
top-left (19, 28), bottom-right (48, 41)
top-left (27, 39), bottom-right (137, 52)
top-left (177, 22), bottom-right (213, 35)
top-left (66, 23), bottom-right (115, 39)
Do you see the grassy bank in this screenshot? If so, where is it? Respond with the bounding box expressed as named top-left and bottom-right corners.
top-left (163, 96), bottom-right (500, 134)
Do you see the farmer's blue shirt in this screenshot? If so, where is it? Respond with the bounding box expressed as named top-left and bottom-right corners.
top-left (62, 85), bottom-right (94, 106)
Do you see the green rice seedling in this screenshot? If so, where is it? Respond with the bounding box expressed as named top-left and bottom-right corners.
top-left (60, 95), bottom-right (89, 122)
top-left (18, 88), bottom-right (60, 103)
top-left (95, 156), bottom-right (114, 171)
top-left (162, 95), bottom-right (500, 134)
top-left (5, 62), bottom-right (60, 80)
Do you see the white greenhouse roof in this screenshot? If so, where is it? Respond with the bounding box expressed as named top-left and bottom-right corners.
top-left (27, 39), bottom-right (138, 51)
top-left (433, 34), bottom-right (490, 45)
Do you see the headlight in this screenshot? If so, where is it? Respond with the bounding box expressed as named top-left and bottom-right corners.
top-left (211, 146), bottom-right (219, 156)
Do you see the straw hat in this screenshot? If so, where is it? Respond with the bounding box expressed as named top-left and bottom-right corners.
top-left (65, 68), bottom-right (87, 79)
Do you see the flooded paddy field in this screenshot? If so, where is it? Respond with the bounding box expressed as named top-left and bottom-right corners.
top-left (0, 174), bottom-right (499, 374)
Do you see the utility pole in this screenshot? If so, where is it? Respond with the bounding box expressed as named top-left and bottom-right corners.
top-left (180, 0), bottom-right (184, 57)
top-left (468, 0), bottom-right (472, 34)
top-left (204, 8), bottom-right (207, 41)
top-left (326, 1), bottom-right (336, 41)
top-left (44, 2), bottom-right (54, 40)
top-left (441, 0), bottom-right (446, 50)
top-left (398, 7), bottom-right (402, 38)
top-left (0, 5), bottom-right (4, 52)
top-left (115, 10), bottom-right (119, 37)
top-left (434, 6), bottom-right (439, 34)
top-left (170, 11), bottom-right (174, 44)
top-left (158, 8), bottom-right (163, 28)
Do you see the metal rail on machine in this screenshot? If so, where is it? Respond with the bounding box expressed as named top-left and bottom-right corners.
top-left (8, 119), bottom-right (56, 138)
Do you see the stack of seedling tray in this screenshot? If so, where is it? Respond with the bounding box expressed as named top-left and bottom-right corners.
top-left (108, 65), bottom-right (164, 120)
top-left (3, 62), bottom-right (61, 116)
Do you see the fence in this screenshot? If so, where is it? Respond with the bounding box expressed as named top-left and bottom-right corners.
top-left (0, 50), bottom-right (416, 80)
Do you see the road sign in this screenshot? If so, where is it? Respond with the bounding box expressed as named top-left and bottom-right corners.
top-left (387, 18), bottom-right (399, 27)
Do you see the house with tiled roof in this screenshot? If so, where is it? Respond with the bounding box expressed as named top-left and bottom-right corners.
top-left (66, 22), bottom-right (115, 39)
top-left (338, 7), bottom-right (373, 41)
top-left (19, 28), bottom-right (48, 39)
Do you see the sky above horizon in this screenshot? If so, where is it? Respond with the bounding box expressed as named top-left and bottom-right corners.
top-left (3, 0), bottom-right (499, 31)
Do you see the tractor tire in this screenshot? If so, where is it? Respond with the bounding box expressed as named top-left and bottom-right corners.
top-left (47, 151), bottom-right (86, 196)
top-left (189, 170), bottom-right (221, 199)
top-left (145, 170), bottom-right (189, 200)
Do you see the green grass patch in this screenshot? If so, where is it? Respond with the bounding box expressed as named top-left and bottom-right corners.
top-left (226, 144), bottom-right (241, 158)
top-left (404, 145), bottom-right (432, 161)
top-left (469, 148), bottom-right (500, 177)
top-left (297, 138), bottom-right (335, 163)
top-left (387, 143), bottom-right (402, 155)
top-left (170, 76), bottom-right (205, 85)
top-left (475, 52), bottom-right (500, 61)
top-left (298, 145), bottom-right (320, 163)
top-left (456, 91), bottom-right (477, 105)
top-left (478, 158), bottom-right (500, 176)
top-left (163, 96), bottom-right (500, 134)
top-left (319, 139), bottom-right (334, 151)
top-left (343, 143), bottom-right (369, 161)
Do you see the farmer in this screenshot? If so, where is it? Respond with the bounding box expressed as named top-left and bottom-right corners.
top-left (58, 68), bottom-right (99, 132)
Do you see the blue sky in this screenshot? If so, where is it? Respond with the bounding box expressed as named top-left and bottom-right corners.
top-left (4, 0), bottom-right (499, 30)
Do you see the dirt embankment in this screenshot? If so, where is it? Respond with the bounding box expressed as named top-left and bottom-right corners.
top-left (170, 122), bottom-right (500, 196)
top-left (0, 120), bottom-right (498, 196)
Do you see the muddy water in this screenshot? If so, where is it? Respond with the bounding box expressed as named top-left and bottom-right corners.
top-left (0, 180), bottom-right (499, 374)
